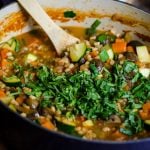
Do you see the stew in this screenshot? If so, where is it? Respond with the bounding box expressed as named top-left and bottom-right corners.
top-left (0, 20), bottom-right (150, 141)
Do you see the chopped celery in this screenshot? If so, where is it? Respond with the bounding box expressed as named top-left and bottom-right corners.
top-left (99, 49), bottom-right (109, 62)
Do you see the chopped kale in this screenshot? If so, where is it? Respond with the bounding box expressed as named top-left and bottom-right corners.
top-left (14, 60), bottom-right (149, 136)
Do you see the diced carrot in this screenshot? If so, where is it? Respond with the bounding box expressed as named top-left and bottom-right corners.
top-left (115, 39), bottom-right (125, 43)
top-left (127, 46), bottom-right (134, 52)
top-left (113, 130), bottom-right (126, 138)
top-left (139, 102), bottom-right (150, 120)
top-left (112, 38), bottom-right (127, 53)
top-left (143, 102), bottom-right (150, 113)
top-left (16, 95), bottom-right (25, 105)
top-left (0, 90), bottom-right (6, 98)
top-left (90, 50), bottom-right (99, 58)
top-left (39, 117), bottom-right (55, 130)
top-left (1, 49), bottom-right (9, 59)
top-left (139, 110), bottom-right (149, 120)
top-left (1, 59), bottom-right (10, 70)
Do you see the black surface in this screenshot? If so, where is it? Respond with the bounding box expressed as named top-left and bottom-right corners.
top-left (0, 0), bottom-right (15, 7)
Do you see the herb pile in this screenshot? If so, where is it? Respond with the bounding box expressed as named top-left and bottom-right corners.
top-left (14, 60), bottom-right (150, 136)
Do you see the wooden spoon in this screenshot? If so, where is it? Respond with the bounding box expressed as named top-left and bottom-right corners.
top-left (17, 0), bottom-right (79, 55)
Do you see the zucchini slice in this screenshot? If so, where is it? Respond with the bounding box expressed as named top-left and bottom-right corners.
top-left (3, 76), bottom-right (21, 86)
top-left (55, 117), bottom-right (79, 136)
top-left (69, 42), bottom-right (86, 62)
top-left (56, 119), bottom-right (75, 134)
top-left (0, 38), bottom-right (20, 52)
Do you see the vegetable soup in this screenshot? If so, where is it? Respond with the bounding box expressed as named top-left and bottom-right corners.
top-left (0, 20), bottom-right (150, 141)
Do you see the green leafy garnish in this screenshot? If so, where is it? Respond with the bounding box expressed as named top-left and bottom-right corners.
top-left (13, 60), bottom-right (150, 136)
top-left (64, 11), bottom-right (76, 18)
top-left (97, 33), bottom-right (116, 44)
top-left (86, 20), bottom-right (101, 36)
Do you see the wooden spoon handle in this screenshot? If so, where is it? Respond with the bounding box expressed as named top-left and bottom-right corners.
top-left (17, 0), bottom-right (79, 54)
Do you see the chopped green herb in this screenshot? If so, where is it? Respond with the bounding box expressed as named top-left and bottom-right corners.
top-left (97, 34), bottom-right (107, 44)
top-left (86, 47), bottom-right (92, 51)
top-left (10, 60), bottom-right (149, 136)
top-left (89, 63), bottom-right (99, 76)
top-left (86, 20), bottom-right (101, 36)
top-left (64, 11), bottom-right (76, 18)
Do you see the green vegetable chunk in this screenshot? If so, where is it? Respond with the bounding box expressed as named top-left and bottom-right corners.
top-left (86, 20), bottom-right (101, 36)
top-left (99, 49), bottom-right (109, 62)
top-left (3, 76), bottom-right (21, 86)
top-left (69, 42), bottom-right (86, 62)
top-left (56, 119), bottom-right (75, 134)
top-left (97, 34), bottom-right (107, 44)
top-left (64, 11), bottom-right (76, 18)
top-left (0, 38), bottom-right (21, 52)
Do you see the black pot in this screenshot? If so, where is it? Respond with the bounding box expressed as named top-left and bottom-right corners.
top-left (0, 1), bottom-right (150, 150)
top-left (0, 102), bottom-right (150, 150)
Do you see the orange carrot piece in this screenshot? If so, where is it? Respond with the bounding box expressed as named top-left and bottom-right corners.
top-left (139, 110), bottom-right (149, 120)
top-left (16, 95), bottom-right (25, 105)
top-left (139, 102), bottom-right (150, 120)
top-left (90, 50), bottom-right (99, 58)
top-left (42, 121), bottom-right (55, 130)
top-left (112, 130), bottom-right (127, 140)
top-left (127, 46), bottom-right (134, 52)
top-left (0, 70), bottom-right (3, 77)
top-left (1, 59), bottom-right (10, 70)
top-left (39, 117), bottom-right (55, 130)
top-left (143, 102), bottom-right (150, 113)
top-left (0, 90), bottom-right (6, 98)
top-left (112, 38), bottom-right (127, 53)
top-left (1, 49), bottom-right (9, 59)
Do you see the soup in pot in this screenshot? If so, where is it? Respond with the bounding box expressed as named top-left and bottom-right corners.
top-left (0, 19), bottom-right (150, 141)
